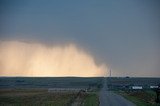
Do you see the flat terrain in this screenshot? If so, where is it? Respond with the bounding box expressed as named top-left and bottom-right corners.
top-left (0, 89), bottom-right (76, 106)
top-left (0, 77), bottom-right (101, 106)
top-left (117, 90), bottom-right (160, 106)
top-left (0, 77), bottom-right (103, 89)
top-left (107, 77), bottom-right (160, 106)
top-left (0, 88), bottom-right (99, 106)
top-left (107, 77), bottom-right (160, 90)
top-left (0, 77), bottom-right (160, 106)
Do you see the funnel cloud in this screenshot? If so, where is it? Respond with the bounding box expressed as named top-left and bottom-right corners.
top-left (0, 41), bottom-right (107, 77)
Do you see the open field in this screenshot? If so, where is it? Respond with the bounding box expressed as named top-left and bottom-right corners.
top-left (1, 77), bottom-right (159, 90)
top-left (0, 77), bottom-right (160, 106)
top-left (116, 90), bottom-right (160, 106)
top-left (0, 88), bottom-right (99, 106)
top-left (0, 77), bottom-right (101, 106)
top-left (107, 77), bottom-right (160, 90)
top-left (0, 88), bottom-right (76, 106)
top-left (83, 93), bottom-right (99, 106)
top-left (0, 77), bottom-right (103, 89)
top-left (107, 77), bottom-right (160, 106)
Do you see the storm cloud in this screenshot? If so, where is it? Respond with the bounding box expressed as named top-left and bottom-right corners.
top-left (0, 41), bottom-right (107, 77)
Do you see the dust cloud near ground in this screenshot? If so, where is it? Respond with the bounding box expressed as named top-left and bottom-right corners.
top-left (0, 41), bottom-right (107, 77)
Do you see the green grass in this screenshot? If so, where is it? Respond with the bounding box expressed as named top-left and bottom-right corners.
top-left (83, 93), bottom-right (99, 106)
top-left (121, 94), bottom-right (150, 106)
top-left (116, 91), bottom-right (160, 106)
top-left (0, 89), bottom-right (76, 106)
top-left (0, 89), bottom-right (100, 106)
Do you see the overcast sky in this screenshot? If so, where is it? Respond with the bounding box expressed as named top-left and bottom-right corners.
top-left (0, 0), bottom-right (160, 77)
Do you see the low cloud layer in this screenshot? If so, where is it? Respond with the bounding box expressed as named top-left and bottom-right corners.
top-left (0, 41), bottom-right (107, 77)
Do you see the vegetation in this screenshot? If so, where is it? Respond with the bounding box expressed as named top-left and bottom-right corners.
top-left (116, 90), bottom-right (160, 106)
top-left (0, 89), bottom-right (76, 106)
top-left (83, 93), bottom-right (99, 106)
top-left (0, 77), bottom-right (102, 106)
top-left (0, 89), bottom-right (100, 106)
top-left (0, 77), bottom-right (103, 89)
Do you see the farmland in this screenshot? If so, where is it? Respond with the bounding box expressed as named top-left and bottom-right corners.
top-left (107, 77), bottom-right (160, 106)
top-left (0, 77), bottom-right (102, 106)
top-left (116, 90), bottom-right (160, 106)
top-left (0, 88), bottom-right (100, 106)
top-left (0, 77), bottom-right (103, 89)
top-left (107, 77), bottom-right (160, 90)
top-left (0, 89), bottom-right (75, 106)
top-left (0, 77), bottom-right (160, 106)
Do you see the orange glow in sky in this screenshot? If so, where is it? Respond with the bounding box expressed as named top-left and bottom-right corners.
top-left (0, 41), bottom-right (107, 77)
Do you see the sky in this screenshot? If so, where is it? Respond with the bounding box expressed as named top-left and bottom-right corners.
top-left (0, 0), bottom-right (160, 77)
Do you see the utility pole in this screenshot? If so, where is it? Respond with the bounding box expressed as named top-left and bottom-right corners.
top-left (107, 68), bottom-right (112, 90)
top-left (109, 69), bottom-right (111, 78)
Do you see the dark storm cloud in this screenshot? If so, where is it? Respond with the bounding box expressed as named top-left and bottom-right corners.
top-left (0, 0), bottom-right (160, 77)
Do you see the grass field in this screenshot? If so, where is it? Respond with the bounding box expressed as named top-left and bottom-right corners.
top-left (0, 77), bottom-right (103, 89)
top-left (0, 88), bottom-right (99, 106)
top-left (116, 90), bottom-right (160, 106)
top-left (107, 77), bottom-right (160, 90)
top-left (0, 77), bottom-right (102, 106)
top-left (1, 77), bottom-right (160, 106)
top-left (83, 93), bottom-right (99, 106)
top-left (0, 89), bottom-right (77, 106)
